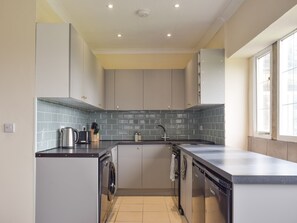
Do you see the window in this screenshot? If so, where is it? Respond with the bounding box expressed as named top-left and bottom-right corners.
top-left (255, 48), bottom-right (272, 136)
top-left (279, 30), bottom-right (297, 138)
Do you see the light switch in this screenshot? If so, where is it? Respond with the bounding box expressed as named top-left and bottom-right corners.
top-left (4, 123), bottom-right (16, 133)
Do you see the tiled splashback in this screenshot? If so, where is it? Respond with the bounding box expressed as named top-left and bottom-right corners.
top-left (89, 106), bottom-right (225, 144)
top-left (36, 99), bottom-right (225, 151)
top-left (36, 100), bottom-right (90, 151)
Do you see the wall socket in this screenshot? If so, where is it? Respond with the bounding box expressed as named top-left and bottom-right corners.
top-left (199, 125), bottom-right (203, 131)
top-left (4, 123), bottom-right (16, 133)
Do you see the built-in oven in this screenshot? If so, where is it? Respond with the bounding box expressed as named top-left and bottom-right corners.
top-left (99, 152), bottom-right (116, 223)
top-left (172, 145), bottom-right (183, 214)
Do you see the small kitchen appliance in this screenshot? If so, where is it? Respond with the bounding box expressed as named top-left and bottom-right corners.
top-left (60, 127), bottom-right (79, 148)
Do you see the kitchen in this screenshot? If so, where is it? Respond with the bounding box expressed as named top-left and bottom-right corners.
top-left (2, 0), bottom-right (297, 223)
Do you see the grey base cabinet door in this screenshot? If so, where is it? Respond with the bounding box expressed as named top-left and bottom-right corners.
top-left (118, 145), bottom-right (142, 188)
top-left (36, 158), bottom-right (98, 223)
top-left (142, 145), bottom-right (172, 189)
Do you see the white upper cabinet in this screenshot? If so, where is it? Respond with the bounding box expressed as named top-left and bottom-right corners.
top-left (198, 49), bottom-right (225, 104)
top-left (114, 70), bottom-right (144, 110)
top-left (185, 49), bottom-right (225, 108)
top-left (104, 70), bottom-right (115, 110)
top-left (36, 23), bottom-right (104, 110)
top-left (144, 70), bottom-right (172, 110)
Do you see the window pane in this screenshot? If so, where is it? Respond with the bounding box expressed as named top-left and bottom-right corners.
top-left (256, 52), bottom-right (271, 134)
top-left (280, 31), bottom-right (297, 136)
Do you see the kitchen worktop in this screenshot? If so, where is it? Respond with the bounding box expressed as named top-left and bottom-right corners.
top-left (35, 139), bottom-right (211, 158)
top-left (178, 144), bottom-right (297, 184)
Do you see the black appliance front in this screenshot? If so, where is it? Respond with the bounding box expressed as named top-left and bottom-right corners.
top-left (205, 169), bottom-right (232, 223)
top-left (172, 145), bottom-right (183, 215)
top-left (192, 161), bottom-right (205, 223)
top-left (99, 153), bottom-right (116, 223)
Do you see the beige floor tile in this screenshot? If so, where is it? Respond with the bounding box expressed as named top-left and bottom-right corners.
top-left (143, 211), bottom-right (170, 223)
top-left (143, 203), bottom-right (168, 212)
top-left (168, 210), bottom-right (185, 223)
top-left (121, 196), bottom-right (144, 204)
top-left (119, 204), bottom-right (143, 212)
top-left (143, 196), bottom-right (166, 204)
top-left (116, 211), bottom-right (143, 222)
top-left (166, 202), bottom-right (178, 212)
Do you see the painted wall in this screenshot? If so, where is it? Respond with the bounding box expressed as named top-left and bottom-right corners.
top-left (225, 0), bottom-right (297, 57)
top-left (0, 1), bottom-right (35, 223)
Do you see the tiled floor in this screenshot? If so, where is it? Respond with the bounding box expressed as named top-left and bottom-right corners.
top-left (107, 196), bottom-right (187, 223)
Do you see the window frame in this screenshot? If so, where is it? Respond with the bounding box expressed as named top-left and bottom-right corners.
top-left (253, 46), bottom-right (273, 139)
top-left (277, 29), bottom-right (297, 142)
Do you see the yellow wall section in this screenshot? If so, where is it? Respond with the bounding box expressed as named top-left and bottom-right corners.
top-left (96, 54), bottom-right (193, 69)
top-left (36, 0), bottom-right (63, 22)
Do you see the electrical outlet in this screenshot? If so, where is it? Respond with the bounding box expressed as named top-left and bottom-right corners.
top-left (199, 125), bottom-right (203, 131)
top-left (4, 123), bottom-right (16, 133)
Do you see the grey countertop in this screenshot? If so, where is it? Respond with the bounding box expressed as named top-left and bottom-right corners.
top-left (35, 139), bottom-right (211, 158)
top-left (178, 144), bottom-right (297, 184)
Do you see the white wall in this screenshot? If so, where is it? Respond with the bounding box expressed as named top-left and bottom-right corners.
top-left (0, 1), bottom-right (35, 223)
top-left (225, 58), bottom-right (249, 149)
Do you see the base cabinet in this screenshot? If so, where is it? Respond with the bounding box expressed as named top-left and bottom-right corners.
top-left (36, 158), bottom-right (98, 223)
top-left (118, 145), bottom-right (142, 188)
top-left (117, 144), bottom-right (173, 192)
top-left (180, 151), bottom-right (192, 223)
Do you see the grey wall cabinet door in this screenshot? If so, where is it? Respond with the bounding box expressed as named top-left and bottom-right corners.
top-left (144, 70), bottom-right (172, 110)
top-left (185, 53), bottom-right (198, 108)
top-left (118, 145), bottom-right (142, 189)
top-left (172, 69), bottom-right (185, 110)
top-left (115, 70), bottom-right (144, 110)
top-left (36, 158), bottom-right (98, 223)
top-left (105, 70), bottom-right (115, 110)
top-left (142, 144), bottom-right (172, 189)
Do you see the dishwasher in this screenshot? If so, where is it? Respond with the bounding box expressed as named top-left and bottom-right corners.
top-left (192, 160), bottom-right (205, 223)
top-left (204, 169), bottom-right (232, 223)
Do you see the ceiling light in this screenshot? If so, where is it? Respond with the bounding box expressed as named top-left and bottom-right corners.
top-left (135, 9), bottom-right (151, 18)
top-left (167, 33), bottom-right (172, 37)
top-left (117, 34), bottom-right (122, 38)
top-left (107, 4), bottom-right (113, 9)
top-left (174, 4), bottom-right (180, 8)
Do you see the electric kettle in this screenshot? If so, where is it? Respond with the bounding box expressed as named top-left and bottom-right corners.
top-left (60, 127), bottom-right (79, 148)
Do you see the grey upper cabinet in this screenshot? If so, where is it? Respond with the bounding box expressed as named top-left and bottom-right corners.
top-left (142, 144), bottom-right (172, 189)
top-left (36, 23), bottom-right (104, 110)
top-left (104, 70), bottom-right (115, 110)
top-left (185, 53), bottom-right (198, 108)
top-left (114, 70), bottom-right (144, 110)
top-left (171, 69), bottom-right (185, 110)
top-left (185, 49), bottom-right (225, 108)
top-left (117, 145), bottom-right (142, 189)
top-left (144, 70), bottom-right (172, 110)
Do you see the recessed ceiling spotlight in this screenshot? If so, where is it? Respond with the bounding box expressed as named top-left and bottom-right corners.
top-left (107, 4), bottom-right (113, 9)
top-left (167, 33), bottom-right (172, 37)
top-left (117, 34), bottom-right (122, 38)
top-left (174, 4), bottom-right (180, 8)
top-left (135, 9), bottom-right (151, 18)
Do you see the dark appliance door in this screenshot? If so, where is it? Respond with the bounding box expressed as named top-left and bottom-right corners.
top-left (192, 161), bottom-right (205, 223)
top-left (108, 161), bottom-right (116, 201)
top-left (100, 153), bottom-right (112, 223)
top-left (172, 145), bottom-right (183, 214)
top-left (205, 170), bottom-right (232, 223)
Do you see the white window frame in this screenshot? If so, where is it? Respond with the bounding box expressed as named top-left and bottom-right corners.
top-left (277, 29), bottom-right (297, 142)
top-left (253, 46), bottom-right (273, 139)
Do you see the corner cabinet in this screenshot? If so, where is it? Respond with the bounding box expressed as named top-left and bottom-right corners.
top-left (185, 49), bottom-right (225, 108)
top-left (36, 23), bottom-right (104, 110)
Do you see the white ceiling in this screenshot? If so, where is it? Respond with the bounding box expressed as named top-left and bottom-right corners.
top-left (47, 0), bottom-right (245, 54)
